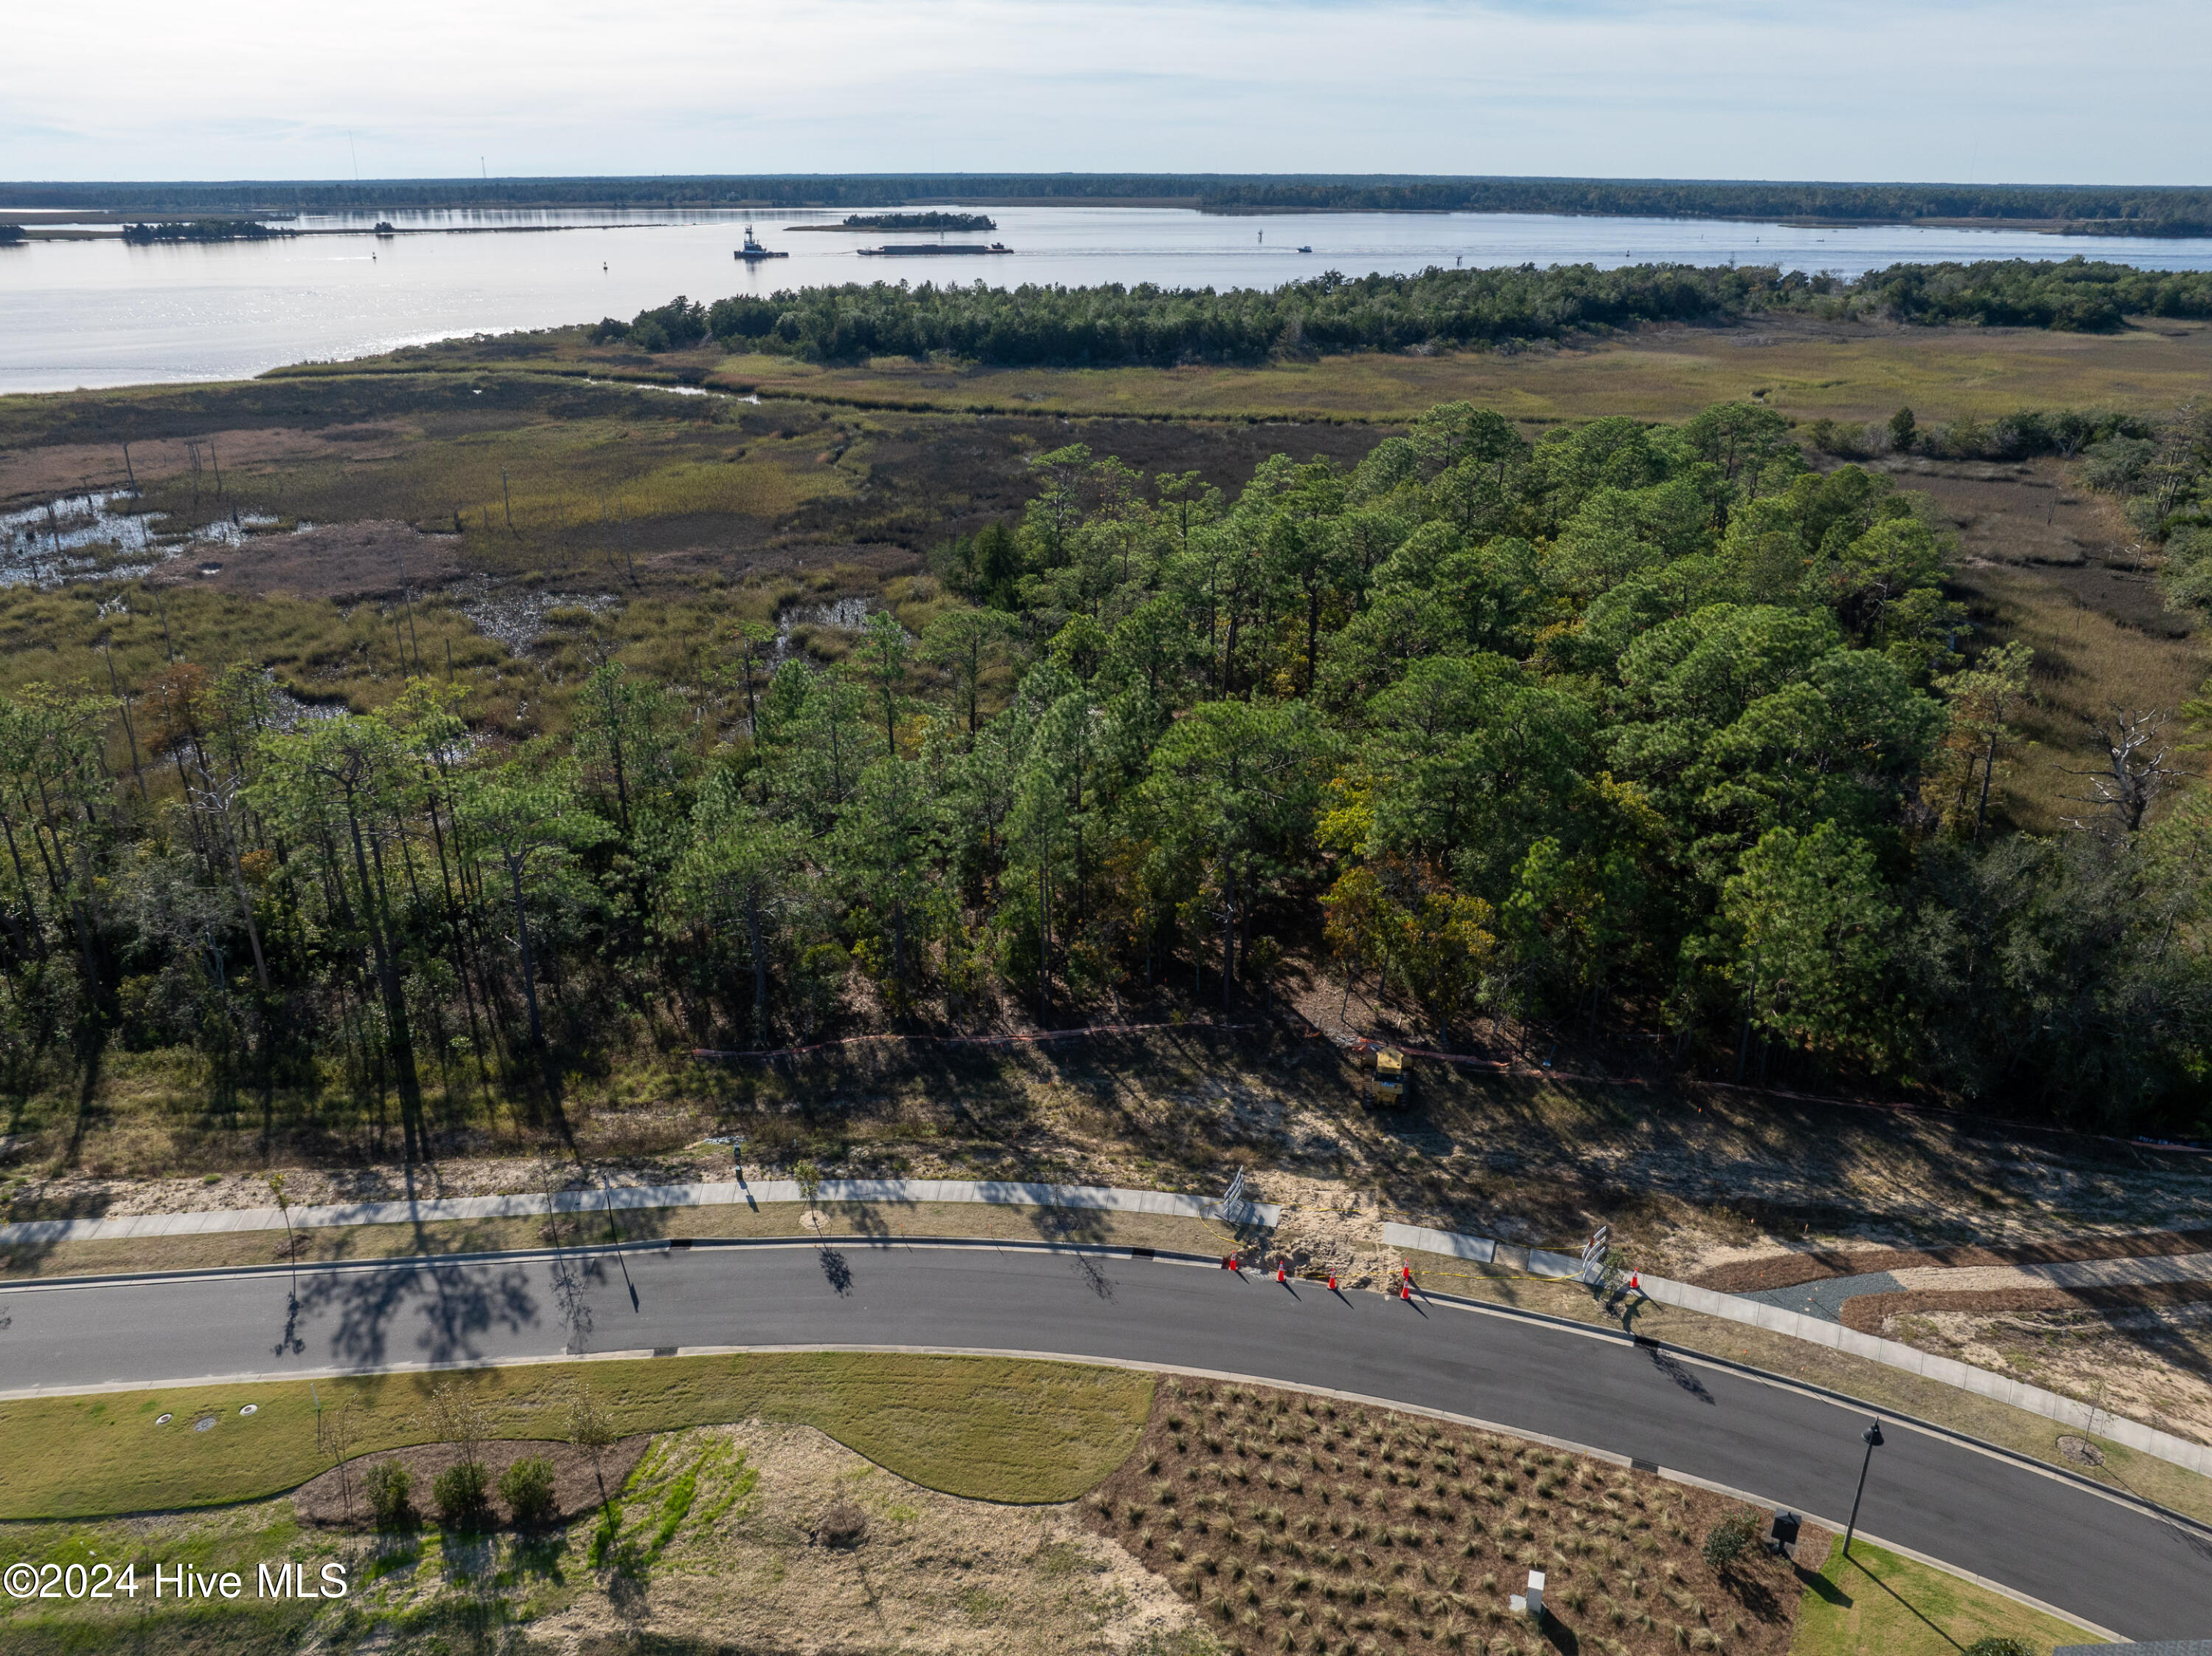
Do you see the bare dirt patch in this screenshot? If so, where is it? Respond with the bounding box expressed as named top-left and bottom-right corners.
top-left (529, 1422), bottom-right (1196, 1656)
top-left (151, 517), bottom-right (467, 602)
top-left (1843, 1279), bottom-right (2212, 1333)
top-left (1689, 1228), bottom-right (2212, 1294)
top-left (1875, 1297), bottom-right (2212, 1446)
top-left (1081, 1374), bottom-right (1824, 1656)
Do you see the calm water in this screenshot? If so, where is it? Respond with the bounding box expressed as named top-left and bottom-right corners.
top-left (7, 203), bottom-right (2212, 395)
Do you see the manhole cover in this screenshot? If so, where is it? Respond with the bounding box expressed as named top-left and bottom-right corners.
top-left (238, 1405), bottom-right (257, 1416)
top-left (2057, 1434), bottom-right (2106, 1467)
top-left (193, 1417), bottom-right (216, 1433)
top-left (153, 1413), bottom-right (173, 1426)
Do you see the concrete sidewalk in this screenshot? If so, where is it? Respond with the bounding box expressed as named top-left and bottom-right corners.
top-left (0, 1177), bottom-right (1280, 1248)
top-left (1376, 1214), bottom-right (2212, 1483)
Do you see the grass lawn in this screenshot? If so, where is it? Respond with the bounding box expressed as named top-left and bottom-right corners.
top-left (0, 1351), bottom-right (1153, 1519)
top-left (1792, 1539), bottom-right (2107, 1653)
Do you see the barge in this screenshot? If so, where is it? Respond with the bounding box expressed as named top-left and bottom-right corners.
top-left (857, 242), bottom-right (1012, 257)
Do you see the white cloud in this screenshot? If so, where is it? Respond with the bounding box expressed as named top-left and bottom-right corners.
top-left (3, 0), bottom-right (2205, 181)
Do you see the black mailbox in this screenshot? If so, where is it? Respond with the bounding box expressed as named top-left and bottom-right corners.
top-left (1769, 1510), bottom-right (1801, 1554)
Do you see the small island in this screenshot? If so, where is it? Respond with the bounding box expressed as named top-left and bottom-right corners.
top-left (846, 211), bottom-right (996, 230)
top-left (120, 219), bottom-right (293, 244)
top-left (787, 211), bottom-right (998, 233)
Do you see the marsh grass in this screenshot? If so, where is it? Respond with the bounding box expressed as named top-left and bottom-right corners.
top-left (1959, 566), bottom-right (2208, 832)
top-left (300, 314), bottom-right (2212, 428)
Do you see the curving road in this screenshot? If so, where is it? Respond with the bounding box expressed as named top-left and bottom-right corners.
top-left (2, 1239), bottom-right (2206, 1638)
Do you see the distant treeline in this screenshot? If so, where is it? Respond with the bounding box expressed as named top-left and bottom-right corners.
top-left (595, 257), bottom-right (2212, 365)
top-left (119, 220), bottom-right (291, 245)
top-left (14, 175), bottom-right (2212, 234)
top-left (1200, 179), bottom-right (2212, 237)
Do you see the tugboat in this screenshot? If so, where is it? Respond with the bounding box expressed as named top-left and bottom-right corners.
top-left (734, 223), bottom-right (788, 261)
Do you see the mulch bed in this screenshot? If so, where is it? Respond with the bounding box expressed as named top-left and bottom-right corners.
top-left (1837, 1279), bottom-right (2212, 1335)
top-left (293, 1435), bottom-right (651, 1529)
top-left (1691, 1228), bottom-right (2212, 1295)
top-left (1079, 1376), bottom-right (1826, 1656)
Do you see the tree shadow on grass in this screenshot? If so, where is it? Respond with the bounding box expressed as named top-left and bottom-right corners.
top-left (1026, 1200), bottom-right (1113, 1247)
top-left (828, 1199), bottom-right (900, 1240)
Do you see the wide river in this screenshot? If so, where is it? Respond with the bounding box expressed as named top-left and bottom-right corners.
top-left (7, 203), bottom-right (2212, 396)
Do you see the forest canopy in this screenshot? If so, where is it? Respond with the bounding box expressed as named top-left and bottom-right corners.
top-left (598, 259), bottom-right (2212, 365)
top-left (4, 398), bottom-right (2207, 1162)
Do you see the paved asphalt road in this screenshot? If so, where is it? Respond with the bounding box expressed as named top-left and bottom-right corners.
top-left (2, 1239), bottom-right (2206, 1638)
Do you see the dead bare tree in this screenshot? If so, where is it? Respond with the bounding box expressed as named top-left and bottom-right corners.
top-left (324, 1391), bottom-right (363, 1525)
top-left (2061, 708), bottom-right (2182, 836)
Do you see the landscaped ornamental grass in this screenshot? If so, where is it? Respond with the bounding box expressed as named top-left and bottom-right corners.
top-left (1084, 1377), bottom-right (1819, 1656)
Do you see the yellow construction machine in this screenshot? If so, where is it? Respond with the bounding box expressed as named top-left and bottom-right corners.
top-left (1370, 1046), bottom-right (1406, 1106)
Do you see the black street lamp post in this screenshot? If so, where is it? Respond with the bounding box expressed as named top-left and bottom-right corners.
top-left (1843, 1419), bottom-right (1884, 1560)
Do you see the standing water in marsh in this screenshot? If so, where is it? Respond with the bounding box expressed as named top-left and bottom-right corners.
top-left (0, 490), bottom-right (281, 587)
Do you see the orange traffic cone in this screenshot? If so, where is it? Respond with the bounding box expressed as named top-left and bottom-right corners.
top-left (1630, 1272), bottom-right (1641, 1292)
top-left (1327, 1273), bottom-right (1338, 1291)
top-left (1400, 1280), bottom-right (1412, 1301)
top-left (1276, 1264), bottom-right (1286, 1283)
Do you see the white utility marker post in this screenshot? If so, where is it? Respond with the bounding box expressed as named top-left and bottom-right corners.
top-left (1509, 1570), bottom-right (1545, 1621)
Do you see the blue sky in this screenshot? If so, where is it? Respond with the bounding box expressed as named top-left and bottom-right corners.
top-left (4, 0), bottom-right (2207, 183)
